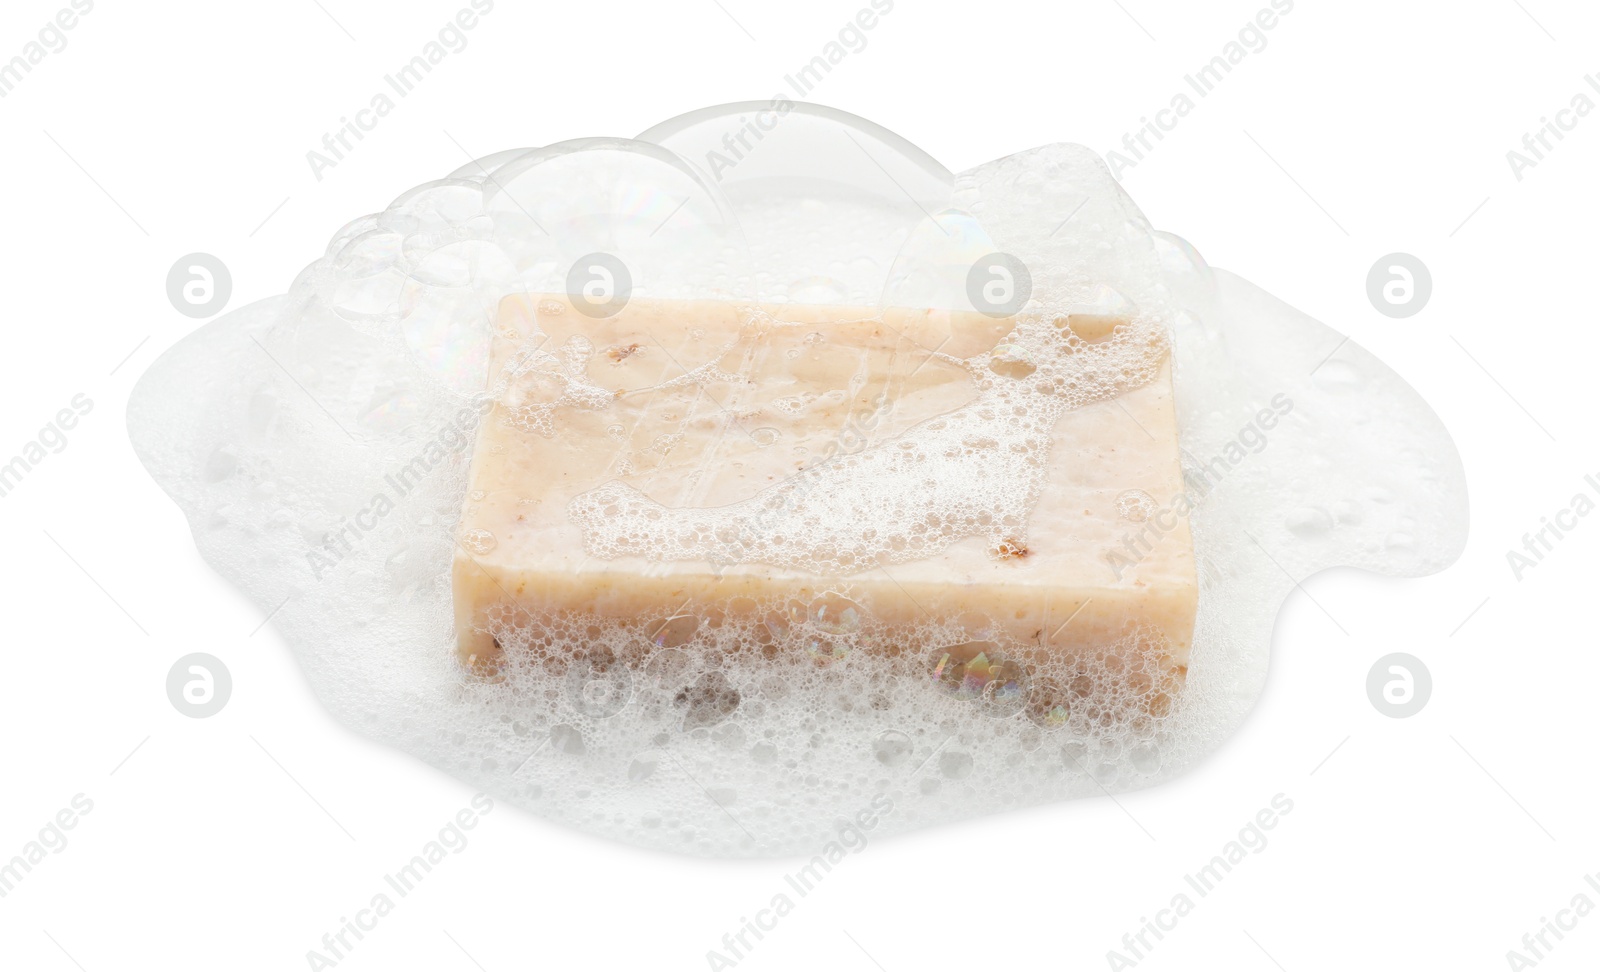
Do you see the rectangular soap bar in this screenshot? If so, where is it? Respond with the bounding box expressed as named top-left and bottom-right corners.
top-left (452, 293), bottom-right (1196, 687)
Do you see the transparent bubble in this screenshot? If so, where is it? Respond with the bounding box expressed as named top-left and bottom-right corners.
top-left (1117, 489), bottom-right (1159, 523)
top-left (650, 615), bottom-right (700, 649)
top-left (872, 730), bottom-right (914, 767)
top-left (939, 750), bottom-right (974, 780)
top-left (459, 529), bottom-right (497, 554)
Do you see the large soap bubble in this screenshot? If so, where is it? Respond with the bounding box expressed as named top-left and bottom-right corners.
top-left (128, 103), bottom-right (1466, 857)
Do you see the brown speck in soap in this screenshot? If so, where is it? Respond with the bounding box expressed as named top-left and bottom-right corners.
top-left (607, 343), bottom-right (642, 363)
top-left (991, 538), bottom-right (1030, 560)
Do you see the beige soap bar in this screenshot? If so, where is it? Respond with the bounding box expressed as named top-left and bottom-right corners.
top-left (452, 293), bottom-right (1196, 682)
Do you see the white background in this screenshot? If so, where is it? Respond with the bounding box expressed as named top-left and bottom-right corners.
top-left (2, 1), bottom-right (1597, 969)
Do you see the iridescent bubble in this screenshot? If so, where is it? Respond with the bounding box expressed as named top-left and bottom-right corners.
top-left (1026, 676), bottom-right (1072, 730)
top-left (980, 659), bottom-right (1028, 716)
top-left (803, 637), bottom-right (848, 666)
top-left (398, 240), bottom-right (515, 397)
top-left (809, 594), bottom-right (862, 635)
top-left (929, 642), bottom-right (1018, 703)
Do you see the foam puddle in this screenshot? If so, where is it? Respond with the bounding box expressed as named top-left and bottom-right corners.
top-left (129, 104), bottom-right (1466, 857)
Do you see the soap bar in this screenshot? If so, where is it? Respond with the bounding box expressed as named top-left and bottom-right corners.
top-left (451, 293), bottom-right (1196, 688)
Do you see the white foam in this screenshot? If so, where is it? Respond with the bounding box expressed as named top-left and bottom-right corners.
top-left (127, 106), bottom-right (1467, 857)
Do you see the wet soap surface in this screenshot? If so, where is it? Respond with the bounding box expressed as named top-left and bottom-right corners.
top-left (453, 292), bottom-right (1197, 681)
top-left (128, 106), bottom-right (1466, 857)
